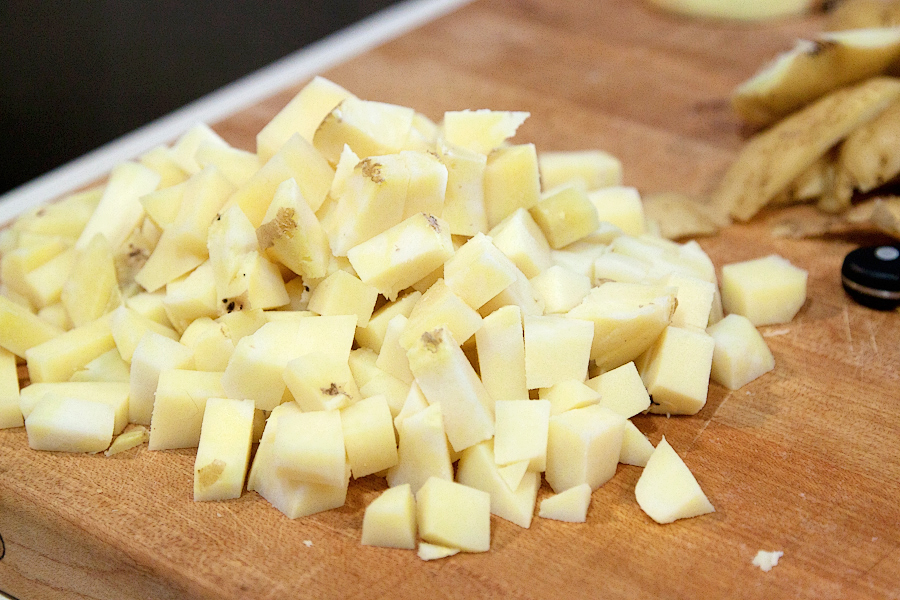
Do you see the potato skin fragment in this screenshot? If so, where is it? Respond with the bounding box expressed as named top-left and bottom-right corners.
top-left (713, 77), bottom-right (900, 222)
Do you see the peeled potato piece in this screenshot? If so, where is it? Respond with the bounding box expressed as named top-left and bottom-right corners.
top-left (769, 151), bottom-right (836, 206)
top-left (732, 28), bottom-right (900, 127)
top-left (713, 77), bottom-right (900, 221)
top-left (641, 192), bottom-right (729, 240)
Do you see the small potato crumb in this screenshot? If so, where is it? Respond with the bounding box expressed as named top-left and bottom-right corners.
top-left (752, 550), bottom-right (784, 572)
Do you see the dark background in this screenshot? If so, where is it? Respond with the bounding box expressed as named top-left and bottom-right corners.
top-left (0, 1), bottom-right (403, 194)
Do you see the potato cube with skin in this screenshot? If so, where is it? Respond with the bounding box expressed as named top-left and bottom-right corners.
top-left (661, 272), bottom-right (717, 330)
top-left (539, 483), bottom-right (592, 523)
top-left (129, 332), bottom-right (195, 425)
top-left (538, 379), bottom-right (602, 416)
top-left (530, 184), bottom-right (600, 249)
top-left (456, 440), bottom-right (541, 529)
top-left (546, 405), bottom-right (626, 493)
top-left (538, 150), bottom-right (622, 191)
top-left (341, 395), bottom-right (399, 478)
top-left (443, 233), bottom-right (518, 310)
top-left (493, 400), bottom-right (551, 471)
top-left (307, 269), bottom-right (378, 328)
top-left (523, 315), bottom-right (594, 390)
top-left (274, 410), bottom-right (346, 487)
top-left (148, 370), bottom-right (225, 451)
top-left (361, 484), bottom-right (417, 550)
top-left (356, 291), bottom-right (421, 353)
top-left (407, 327), bottom-right (495, 453)
top-left (635, 436), bottom-right (714, 524)
top-left (436, 141), bottom-right (488, 236)
top-left (721, 255), bottom-right (808, 326)
top-left (588, 186), bottom-right (646, 236)
top-left (488, 208), bottom-right (553, 278)
top-left (484, 144), bottom-right (542, 229)
top-left (230, 133), bottom-right (334, 228)
top-left (475, 305), bottom-right (527, 402)
top-left (193, 398), bottom-right (255, 502)
top-left (25, 315), bottom-right (115, 383)
top-left (347, 213), bottom-right (454, 302)
top-left (283, 352), bottom-right (359, 412)
top-left (442, 109), bottom-right (529, 155)
top-left (399, 279), bottom-right (483, 350)
top-left (0, 348), bottom-right (23, 429)
top-left (586, 362), bottom-right (651, 418)
top-left (256, 178), bottom-right (331, 280)
top-left (0, 294), bottom-right (64, 358)
top-left (620, 420), bottom-right (655, 467)
top-left (313, 97), bottom-right (415, 164)
top-left (25, 395), bottom-right (115, 453)
top-left (706, 314), bottom-right (775, 390)
top-left (416, 477), bottom-right (491, 553)
top-left (18, 382), bottom-right (129, 434)
top-left (256, 76), bottom-right (355, 162)
top-left (529, 265), bottom-right (591, 314)
top-left (640, 326), bottom-right (715, 416)
top-left (386, 403), bottom-right (453, 493)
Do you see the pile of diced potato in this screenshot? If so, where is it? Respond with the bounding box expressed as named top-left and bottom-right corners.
top-left (0, 77), bottom-right (808, 558)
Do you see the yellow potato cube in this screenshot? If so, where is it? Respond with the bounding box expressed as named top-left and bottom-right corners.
top-left (456, 440), bottom-right (540, 529)
top-left (538, 379), bottom-right (601, 416)
top-left (109, 306), bottom-right (179, 363)
top-left (586, 361), bottom-right (651, 418)
top-left (313, 97), bottom-right (415, 164)
top-left (125, 291), bottom-right (172, 328)
top-left (163, 262), bottom-right (220, 333)
top-left (417, 543), bottom-right (460, 561)
top-left (634, 436), bottom-right (714, 524)
top-left (478, 264), bottom-right (545, 317)
top-left (193, 398), bottom-right (255, 502)
top-left (346, 213), bottom-right (454, 302)
top-left (21, 247), bottom-right (76, 310)
top-left (545, 405), bottom-right (626, 493)
top-left (487, 208), bottom-right (552, 278)
top-left (493, 400), bottom-right (551, 471)
top-left (133, 228), bottom-right (206, 294)
top-left (0, 294), bottom-right (64, 358)
top-left (407, 327), bottom-right (495, 452)
top-left (400, 151), bottom-right (447, 219)
top-left (168, 123), bottom-right (228, 175)
top-left (720, 255), bottom-right (808, 326)
top-left (538, 483), bottom-right (592, 523)
top-left (167, 165), bottom-right (235, 256)
top-left (640, 326), bottom-right (715, 416)
top-left (475, 304), bottom-right (527, 402)
top-left (256, 76), bottom-right (355, 162)
top-left (273, 409), bottom-right (346, 487)
top-left (148, 369), bottom-right (224, 450)
top-left (12, 187), bottom-right (101, 240)
top-left (104, 426), bottom-right (149, 457)
top-left (18, 381), bottom-right (129, 434)
top-left (25, 395), bottom-right (115, 453)
top-left (416, 477), bottom-right (491, 553)
top-left (592, 251), bottom-right (651, 284)
top-left (68, 347), bottom-right (129, 384)
top-left (139, 182), bottom-right (184, 228)
top-left (444, 233), bottom-right (517, 310)
top-left (386, 403), bottom-right (453, 493)
top-left (195, 143), bottom-right (261, 188)
top-left (180, 317), bottom-right (234, 372)
top-left (588, 186), bottom-right (646, 236)
top-left (375, 315), bottom-right (413, 383)
top-left (283, 352), bottom-right (359, 412)
top-left (523, 315), bottom-right (594, 390)
top-left (129, 332), bottom-right (195, 425)
top-left (0, 348), bottom-right (23, 429)
top-left (341, 395), bottom-right (399, 479)
top-left (661, 272), bottom-right (717, 330)
top-left (361, 483), bottom-right (417, 550)
top-left (530, 184), bottom-right (600, 249)
top-left (442, 109), bottom-right (529, 155)
top-left (529, 265), bottom-right (591, 314)
top-left (62, 234), bottom-right (122, 327)
top-left (307, 269), bottom-right (378, 327)
top-left (436, 141), bottom-right (488, 236)
top-left (619, 420), bottom-right (655, 467)
top-left (355, 291), bottom-right (421, 353)
top-left (538, 150), bottom-right (622, 191)
top-left (25, 315), bottom-right (115, 383)
top-left (706, 314), bottom-right (775, 390)
top-left (399, 279), bottom-right (483, 350)
top-left (484, 144), bottom-right (541, 229)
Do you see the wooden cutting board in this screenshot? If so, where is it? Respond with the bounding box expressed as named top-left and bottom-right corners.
top-left (2, 1), bottom-right (899, 598)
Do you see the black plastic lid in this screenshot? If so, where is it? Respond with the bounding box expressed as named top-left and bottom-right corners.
top-left (841, 244), bottom-right (900, 310)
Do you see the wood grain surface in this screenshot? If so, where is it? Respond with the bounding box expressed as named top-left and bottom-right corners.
top-left (2, 1), bottom-right (899, 599)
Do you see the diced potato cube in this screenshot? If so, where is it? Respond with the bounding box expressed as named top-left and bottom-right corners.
top-left (129, 332), bottom-right (195, 425)
top-left (619, 420), bottom-right (654, 467)
top-left (586, 361), bottom-right (651, 418)
top-left (148, 369), bottom-right (224, 450)
top-left (530, 184), bottom-right (600, 249)
top-left (104, 426), bottom-right (149, 457)
top-left (25, 315), bottom-right (115, 383)
top-left (588, 186), bottom-right (646, 236)
top-left (0, 348), bottom-right (23, 429)
top-left (640, 326), bottom-right (715, 416)
top-left (166, 165), bottom-right (235, 256)
top-left (195, 143), bottom-right (261, 188)
top-left (436, 141), bottom-right (488, 236)
top-left (313, 97), bottom-right (415, 164)
top-left (355, 291), bottom-right (421, 353)
top-left (274, 410), bottom-right (346, 487)
top-left (706, 314), bottom-right (775, 390)
top-left (443, 233), bottom-right (517, 310)
top-left (417, 543), bottom-right (460, 561)
top-left (538, 379), bottom-right (602, 416)
top-left (442, 109), bottom-right (529, 155)
top-left (341, 395), bottom-right (398, 478)
top-left (400, 279), bottom-right (483, 350)
top-left (488, 208), bottom-right (552, 278)
top-left (400, 151), bottom-right (447, 219)
top-left (283, 352), bottom-right (359, 412)
top-left (386, 403), bottom-right (453, 493)
top-left (109, 305), bottom-right (179, 363)
top-left (456, 440), bottom-right (540, 529)
top-left (62, 234), bottom-right (121, 327)
top-left (475, 305), bottom-right (527, 402)
top-left (361, 484), bottom-right (417, 550)
top-left (493, 400), bottom-right (551, 471)
top-left (661, 272), bottom-right (717, 330)
top-left (193, 398), bottom-right (255, 502)
top-left (720, 255), bottom-right (808, 326)
top-left (538, 150), bottom-right (622, 191)
top-left (416, 477), bottom-right (491, 553)
top-left (18, 381), bottom-right (129, 435)
top-left (169, 123), bottom-right (229, 175)
top-left (545, 405), bottom-right (626, 493)
top-left (347, 213), bottom-right (454, 302)
top-left (523, 315), bottom-right (594, 389)
top-left (375, 315), bottom-right (413, 383)
top-left (307, 269), bottom-right (378, 327)
top-left (478, 264), bottom-right (545, 318)
top-left (634, 436), bottom-right (714, 524)
top-left (0, 294), bottom-right (64, 358)
top-left (529, 265), bottom-right (591, 314)
top-left (484, 144), bottom-right (542, 229)
top-left (25, 395), bottom-right (114, 453)
top-left (163, 262), bottom-right (221, 333)
top-left (539, 483), bottom-right (592, 523)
